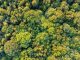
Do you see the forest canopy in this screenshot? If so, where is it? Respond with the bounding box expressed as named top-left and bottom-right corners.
top-left (0, 0), bottom-right (80, 60)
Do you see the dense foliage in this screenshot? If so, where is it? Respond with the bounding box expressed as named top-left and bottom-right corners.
top-left (0, 0), bottom-right (80, 60)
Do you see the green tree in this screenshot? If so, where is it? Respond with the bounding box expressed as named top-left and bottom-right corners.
top-left (15, 32), bottom-right (32, 48)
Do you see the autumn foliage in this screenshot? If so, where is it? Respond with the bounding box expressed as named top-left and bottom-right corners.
top-left (0, 0), bottom-right (80, 60)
